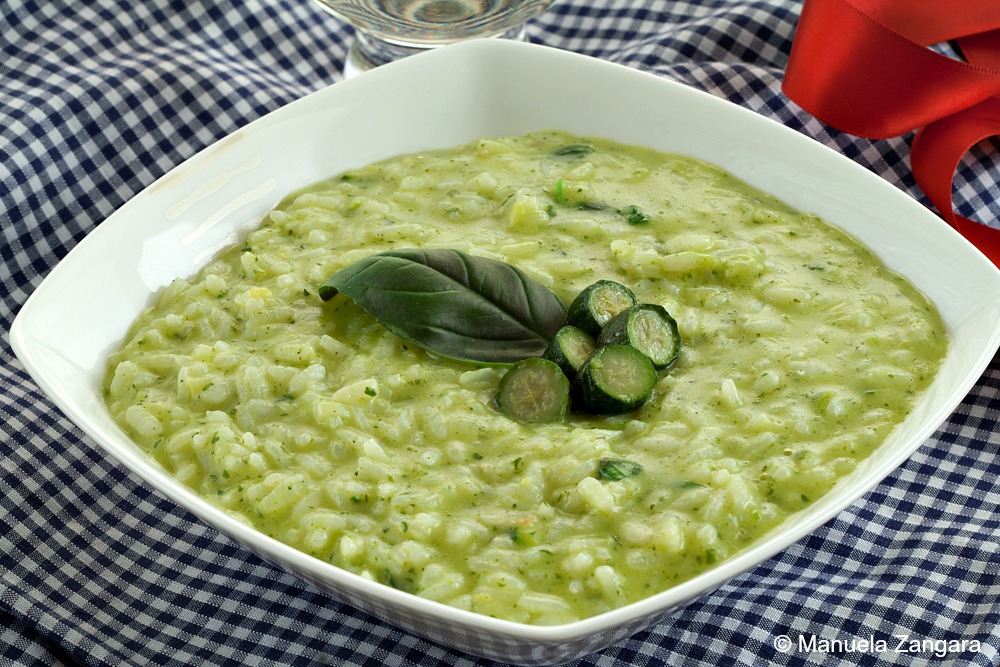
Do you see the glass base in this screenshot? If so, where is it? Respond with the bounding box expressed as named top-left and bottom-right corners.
top-left (344, 25), bottom-right (528, 78)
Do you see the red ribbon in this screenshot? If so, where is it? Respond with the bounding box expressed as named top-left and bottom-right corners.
top-left (782, 0), bottom-right (1000, 265)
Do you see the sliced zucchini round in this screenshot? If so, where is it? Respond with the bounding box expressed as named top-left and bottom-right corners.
top-left (495, 357), bottom-right (571, 423)
top-left (574, 344), bottom-right (657, 414)
top-left (566, 280), bottom-right (637, 336)
top-left (543, 325), bottom-right (597, 377)
top-left (598, 303), bottom-right (681, 370)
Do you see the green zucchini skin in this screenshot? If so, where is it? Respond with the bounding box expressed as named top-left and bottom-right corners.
top-left (573, 344), bottom-right (657, 415)
top-left (543, 325), bottom-right (597, 377)
top-left (566, 280), bottom-right (638, 336)
top-left (495, 357), bottom-right (571, 423)
top-left (598, 303), bottom-right (681, 370)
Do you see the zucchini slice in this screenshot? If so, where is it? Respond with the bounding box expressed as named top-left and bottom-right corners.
top-left (574, 344), bottom-right (657, 414)
top-left (543, 325), bottom-right (597, 377)
top-left (566, 280), bottom-right (637, 335)
top-left (598, 303), bottom-right (681, 369)
top-left (495, 357), bottom-right (571, 423)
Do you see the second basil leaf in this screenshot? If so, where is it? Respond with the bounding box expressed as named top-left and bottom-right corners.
top-left (319, 248), bottom-right (567, 364)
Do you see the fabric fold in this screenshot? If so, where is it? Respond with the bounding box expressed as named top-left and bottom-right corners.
top-left (783, 0), bottom-right (1000, 264)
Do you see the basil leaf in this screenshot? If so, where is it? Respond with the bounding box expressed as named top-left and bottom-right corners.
top-left (553, 144), bottom-right (594, 157)
top-left (597, 458), bottom-right (643, 481)
top-left (623, 205), bottom-right (650, 225)
top-left (319, 249), bottom-right (567, 364)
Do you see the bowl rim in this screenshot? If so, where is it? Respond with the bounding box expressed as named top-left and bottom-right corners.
top-left (11, 37), bottom-right (1000, 656)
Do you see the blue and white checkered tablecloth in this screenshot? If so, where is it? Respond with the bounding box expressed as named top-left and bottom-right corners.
top-left (2, 1), bottom-right (999, 665)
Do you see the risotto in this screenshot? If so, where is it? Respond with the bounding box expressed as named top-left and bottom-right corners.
top-left (103, 131), bottom-right (947, 623)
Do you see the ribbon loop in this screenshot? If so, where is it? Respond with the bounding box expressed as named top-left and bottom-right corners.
top-left (782, 0), bottom-right (1000, 265)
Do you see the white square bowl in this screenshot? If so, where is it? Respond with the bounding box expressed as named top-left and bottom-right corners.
top-left (12, 39), bottom-right (1000, 665)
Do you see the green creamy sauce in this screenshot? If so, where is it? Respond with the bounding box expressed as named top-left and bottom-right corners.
top-left (104, 131), bottom-right (948, 624)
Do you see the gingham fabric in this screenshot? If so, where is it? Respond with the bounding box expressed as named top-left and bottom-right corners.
top-left (2, 1), bottom-right (999, 665)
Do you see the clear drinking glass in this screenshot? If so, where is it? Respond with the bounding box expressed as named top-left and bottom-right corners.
top-left (312, 0), bottom-right (557, 76)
